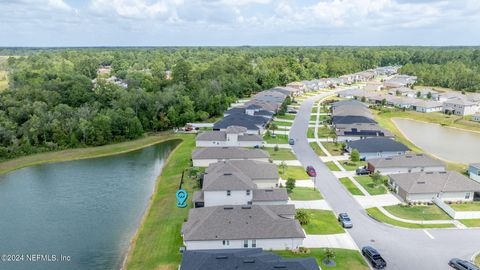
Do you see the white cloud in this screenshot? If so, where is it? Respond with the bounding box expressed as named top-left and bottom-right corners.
top-left (47, 0), bottom-right (72, 11)
top-left (89, 0), bottom-right (183, 19)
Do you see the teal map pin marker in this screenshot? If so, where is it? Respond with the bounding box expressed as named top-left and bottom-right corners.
top-left (176, 189), bottom-right (188, 208)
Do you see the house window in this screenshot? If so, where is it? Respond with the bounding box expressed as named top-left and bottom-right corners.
top-left (222, 240), bottom-right (229, 246)
top-left (227, 190), bottom-right (231, 196)
top-left (244, 240), bottom-right (248, 248)
top-left (465, 193), bottom-right (471, 200)
top-left (246, 190), bottom-right (250, 196)
top-left (252, 240), bottom-right (256, 247)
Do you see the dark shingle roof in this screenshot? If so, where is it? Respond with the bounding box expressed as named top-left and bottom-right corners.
top-left (252, 189), bottom-right (288, 201)
top-left (332, 115), bottom-right (377, 125)
top-left (214, 114), bottom-right (267, 131)
top-left (347, 138), bottom-right (409, 153)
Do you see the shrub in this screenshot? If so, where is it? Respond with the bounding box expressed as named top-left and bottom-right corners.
top-left (286, 178), bottom-right (296, 193)
top-left (295, 209), bottom-right (310, 225)
top-left (350, 149), bottom-right (360, 162)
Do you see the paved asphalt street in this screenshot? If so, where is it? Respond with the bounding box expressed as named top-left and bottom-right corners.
top-left (289, 91), bottom-right (480, 270)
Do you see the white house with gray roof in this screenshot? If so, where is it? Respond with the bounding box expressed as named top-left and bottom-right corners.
top-left (192, 147), bottom-right (270, 167)
top-left (196, 126), bottom-right (263, 148)
top-left (443, 98), bottom-right (479, 116)
top-left (367, 154), bottom-right (445, 175)
top-left (414, 100), bottom-right (443, 113)
top-left (205, 160), bottom-right (279, 188)
top-left (181, 205), bottom-right (305, 250)
top-left (389, 171), bottom-right (480, 203)
top-left (472, 114), bottom-right (480, 122)
top-left (469, 164), bottom-right (480, 183)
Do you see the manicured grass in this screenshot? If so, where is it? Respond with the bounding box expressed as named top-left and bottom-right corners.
top-left (126, 135), bottom-right (196, 270)
top-left (317, 126), bottom-right (331, 138)
top-left (309, 142), bottom-right (326, 156)
top-left (354, 176), bottom-right (387, 195)
top-left (307, 127), bottom-right (315, 138)
top-left (322, 142), bottom-right (344, 156)
top-left (338, 177), bottom-right (364, 196)
top-left (460, 219), bottom-right (480, 228)
top-left (279, 165), bottom-right (310, 180)
top-left (366, 208), bottom-right (455, 229)
top-left (476, 253), bottom-right (480, 266)
top-left (310, 115), bottom-right (318, 121)
top-left (289, 187), bottom-right (323, 200)
top-left (272, 120), bottom-right (292, 127)
top-left (276, 114), bottom-right (296, 120)
top-left (274, 248), bottom-right (369, 270)
top-left (384, 204), bottom-right (452, 221)
top-left (339, 160), bottom-right (366, 171)
top-left (325, 161), bottom-right (341, 171)
top-left (0, 132), bottom-right (180, 175)
top-left (263, 147), bottom-right (297, 160)
top-left (449, 202), bottom-right (480, 211)
top-left (263, 134), bottom-right (289, 144)
top-left (300, 210), bottom-right (345, 234)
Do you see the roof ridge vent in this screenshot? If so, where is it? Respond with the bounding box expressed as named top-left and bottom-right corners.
top-left (216, 256), bottom-right (228, 259)
top-left (241, 206), bottom-right (252, 209)
top-left (243, 259), bottom-right (255, 263)
top-left (224, 207), bottom-right (234, 210)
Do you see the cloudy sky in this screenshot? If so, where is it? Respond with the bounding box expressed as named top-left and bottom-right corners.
top-left (1, 0), bottom-right (479, 46)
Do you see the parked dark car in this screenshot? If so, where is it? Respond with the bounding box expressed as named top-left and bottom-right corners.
top-left (337, 213), bottom-right (353, 228)
top-left (356, 166), bottom-right (370, 175)
top-left (362, 246), bottom-right (387, 269)
top-left (306, 166), bottom-right (316, 177)
top-left (449, 258), bottom-right (480, 270)
top-left (288, 138), bottom-right (295, 145)
top-left (287, 110), bottom-right (297, 114)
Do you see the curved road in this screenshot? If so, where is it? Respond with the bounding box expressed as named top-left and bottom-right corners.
top-left (289, 91), bottom-right (480, 270)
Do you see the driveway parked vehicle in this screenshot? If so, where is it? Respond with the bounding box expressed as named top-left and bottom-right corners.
top-left (337, 213), bottom-right (353, 228)
top-left (287, 110), bottom-right (297, 114)
top-left (306, 166), bottom-right (316, 177)
top-left (362, 246), bottom-right (387, 269)
top-left (356, 167), bottom-right (370, 175)
top-left (448, 258), bottom-right (480, 270)
top-left (289, 138), bottom-right (295, 145)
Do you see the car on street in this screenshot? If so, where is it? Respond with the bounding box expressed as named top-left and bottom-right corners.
top-left (362, 246), bottom-right (387, 269)
top-left (356, 166), bottom-right (370, 175)
top-left (288, 138), bottom-right (295, 145)
top-left (306, 166), bottom-right (316, 177)
top-left (337, 213), bottom-right (353, 228)
top-left (287, 110), bottom-right (297, 114)
top-left (448, 258), bottom-right (480, 270)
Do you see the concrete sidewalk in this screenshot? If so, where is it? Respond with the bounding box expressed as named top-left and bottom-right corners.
top-left (263, 144), bottom-right (291, 149)
top-left (303, 233), bottom-right (358, 250)
top-left (289, 200), bottom-right (332, 210)
top-left (273, 160), bottom-right (302, 166)
top-left (354, 194), bottom-right (401, 208)
top-left (280, 179), bottom-right (314, 188)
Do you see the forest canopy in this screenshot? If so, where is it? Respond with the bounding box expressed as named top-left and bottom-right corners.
top-left (0, 47), bottom-right (479, 160)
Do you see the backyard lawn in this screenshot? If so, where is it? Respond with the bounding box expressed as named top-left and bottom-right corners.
top-left (276, 114), bottom-right (296, 120)
top-left (366, 208), bottom-right (454, 229)
top-left (275, 248), bottom-right (369, 270)
top-left (300, 210), bottom-right (345, 234)
top-left (338, 177), bottom-right (364, 196)
top-left (322, 142), bottom-right (344, 156)
top-left (309, 142), bottom-right (326, 156)
top-left (325, 161), bottom-right (340, 171)
top-left (279, 166), bottom-right (309, 180)
top-left (384, 204), bottom-right (452, 220)
top-left (354, 176), bottom-right (387, 195)
top-left (263, 147), bottom-right (296, 160)
top-left (339, 160), bottom-right (366, 171)
top-left (449, 202), bottom-right (480, 211)
top-left (263, 134), bottom-right (289, 144)
top-left (289, 187), bottom-right (323, 200)
top-left (460, 219), bottom-right (480, 228)
top-left (271, 120), bottom-right (292, 127)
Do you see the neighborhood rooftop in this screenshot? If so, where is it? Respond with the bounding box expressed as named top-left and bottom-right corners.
top-left (192, 147), bottom-right (269, 160)
top-left (205, 160), bottom-right (279, 181)
top-left (368, 154), bottom-right (444, 168)
top-left (347, 137), bottom-right (410, 153)
top-left (390, 171), bottom-right (480, 194)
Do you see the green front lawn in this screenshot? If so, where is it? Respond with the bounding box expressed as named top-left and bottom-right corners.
top-left (310, 115), bottom-right (318, 121)
top-left (339, 160), bottom-right (366, 171)
top-left (307, 127), bottom-right (315, 138)
top-left (263, 134), bottom-right (289, 144)
top-left (354, 176), bottom-right (387, 195)
top-left (276, 114), bottom-right (296, 120)
top-left (384, 204), bottom-right (452, 221)
top-left (309, 142), bottom-right (326, 156)
top-left (322, 142), bottom-right (344, 156)
top-left (366, 207), bottom-right (455, 229)
top-left (460, 219), bottom-right (480, 228)
top-left (449, 202), bottom-right (480, 211)
top-left (338, 177), bottom-right (364, 196)
top-left (301, 210), bottom-right (345, 234)
top-left (325, 161), bottom-right (341, 171)
top-left (274, 248), bottom-right (369, 270)
top-left (476, 253), bottom-right (480, 267)
top-left (279, 166), bottom-right (310, 180)
top-left (263, 147), bottom-right (297, 160)
top-left (289, 187), bottom-right (323, 200)
top-left (271, 120), bottom-right (292, 127)
top-left (317, 126), bottom-right (332, 138)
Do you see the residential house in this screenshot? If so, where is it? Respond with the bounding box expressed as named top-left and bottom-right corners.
top-left (224, 105), bottom-right (274, 119)
top-left (332, 105), bottom-right (376, 125)
top-left (434, 92), bottom-right (464, 102)
top-left (330, 99), bottom-right (368, 110)
top-left (286, 82), bottom-right (306, 92)
top-left (181, 205), bottom-right (305, 250)
top-left (364, 81), bottom-right (384, 91)
top-left (367, 154), bottom-right (446, 175)
top-left (388, 87), bottom-right (416, 98)
top-left (213, 114), bottom-right (269, 134)
top-left (443, 98), bottom-right (479, 116)
top-left (191, 148), bottom-right (269, 167)
top-left (196, 126), bottom-right (263, 148)
top-left (414, 100), bottom-right (443, 113)
top-left (337, 88), bottom-right (365, 99)
top-left (416, 88), bottom-right (438, 99)
top-left (346, 138), bottom-right (410, 160)
top-left (179, 248), bottom-right (320, 270)
top-left (383, 75), bottom-right (417, 88)
top-left (270, 86), bottom-right (301, 97)
top-left (469, 163), bottom-right (480, 183)
top-left (472, 114), bottom-right (480, 122)
top-left (388, 97), bottom-right (420, 109)
top-left (244, 100), bottom-right (280, 113)
top-left (205, 160), bottom-right (279, 188)
top-left (253, 91), bottom-right (287, 105)
top-left (388, 171), bottom-right (480, 203)
top-left (335, 123), bottom-right (394, 141)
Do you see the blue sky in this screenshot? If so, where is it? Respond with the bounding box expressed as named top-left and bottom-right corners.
top-left (1, 0), bottom-right (479, 46)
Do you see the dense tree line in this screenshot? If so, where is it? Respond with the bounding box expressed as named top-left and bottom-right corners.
top-left (0, 47), bottom-right (478, 160)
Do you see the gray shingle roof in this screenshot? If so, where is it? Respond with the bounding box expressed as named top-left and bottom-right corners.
top-left (470, 163), bottom-right (480, 170)
top-left (347, 138), bottom-right (409, 153)
top-left (252, 189), bottom-right (288, 201)
top-left (390, 171), bottom-right (480, 194)
top-left (182, 205), bottom-right (304, 241)
top-left (414, 100), bottom-right (443, 108)
top-left (368, 154), bottom-right (445, 169)
top-left (180, 248), bottom-right (319, 270)
top-left (336, 123), bottom-right (393, 137)
top-left (226, 126), bottom-right (247, 134)
top-left (192, 148), bottom-right (269, 160)
top-left (206, 160), bottom-right (278, 181)
top-left (214, 114), bottom-right (268, 131)
top-left (196, 130), bottom-right (262, 142)
top-left (203, 171), bottom-right (257, 191)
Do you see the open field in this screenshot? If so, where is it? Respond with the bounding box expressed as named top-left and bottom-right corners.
top-left (384, 204), bottom-right (452, 221)
top-left (263, 147), bottom-right (297, 160)
top-left (300, 210), bottom-right (345, 234)
top-left (354, 176), bottom-right (387, 195)
top-left (275, 249), bottom-right (369, 270)
top-left (366, 208), bottom-right (454, 229)
top-left (126, 135), bottom-right (196, 270)
top-left (338, 177), bottom-right (364, 196)
top-left (279, 165), bottom-right (309, 180)
top-left (309, 142), bottom-right (327, 156)
top-left (289, 187), bottom-right (323, 200)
